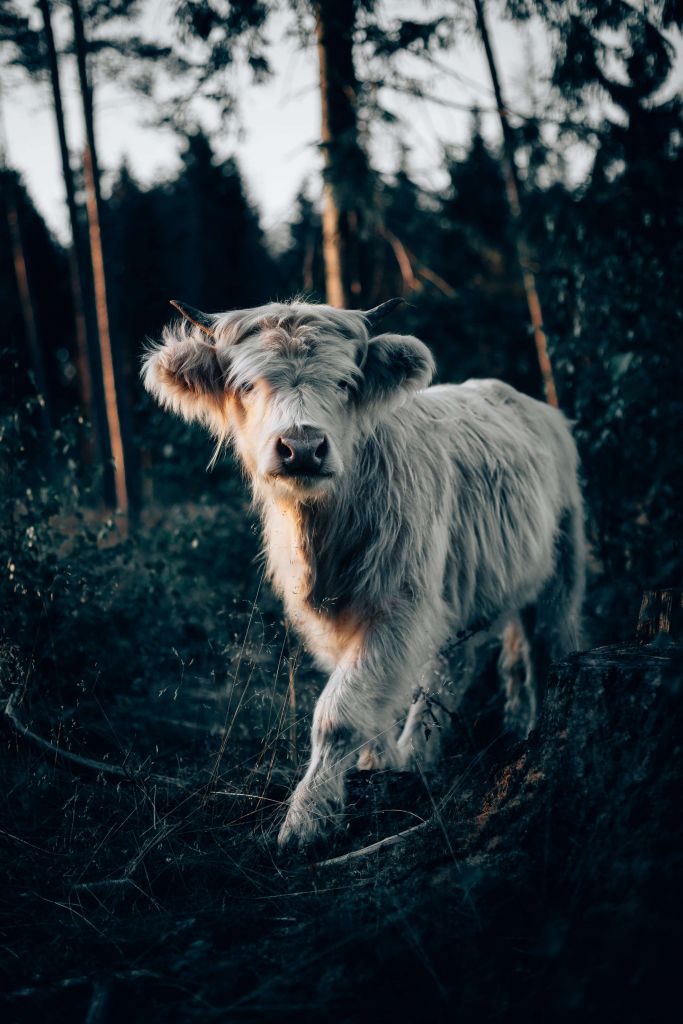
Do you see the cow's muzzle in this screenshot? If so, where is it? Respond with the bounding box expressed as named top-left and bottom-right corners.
top-left (274, 428), bottom-right (330, 478)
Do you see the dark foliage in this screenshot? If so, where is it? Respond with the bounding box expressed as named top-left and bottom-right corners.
top-left (529, 0), bottom-right (683, 635)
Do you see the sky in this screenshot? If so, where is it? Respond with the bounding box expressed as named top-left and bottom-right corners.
top-left (2, 1), bottom-right (679, 247)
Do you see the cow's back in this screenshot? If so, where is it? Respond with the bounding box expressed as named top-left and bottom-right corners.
top-left (415, 379), bottom-right (580, 508)
top-left (402, 380), bottom-right (582, 624)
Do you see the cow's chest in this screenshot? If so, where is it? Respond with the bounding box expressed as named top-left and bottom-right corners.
top-left (264, 501), bottom-right (311, 617)
top-left (262, 500), bottom-right (365, 669)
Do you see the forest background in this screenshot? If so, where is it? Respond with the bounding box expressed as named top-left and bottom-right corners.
top-left (0, 1), bottom-right (682, 1021)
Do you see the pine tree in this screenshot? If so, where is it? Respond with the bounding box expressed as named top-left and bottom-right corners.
top-left (162, 132), bottom-right (276, 312)
top-left (172, 1), bottom-right (453, 307)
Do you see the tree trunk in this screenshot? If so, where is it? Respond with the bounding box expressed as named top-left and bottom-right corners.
top-left (38, 0), bottom-right (101, 466)
top-left (69, 0), bottom-right (130, 515)
top-left (315, 0), bottom-right (366, 308)
top-left (2, 172), bottom-right (52, 444)
top-left (472, 0), bottom-right (559, 408)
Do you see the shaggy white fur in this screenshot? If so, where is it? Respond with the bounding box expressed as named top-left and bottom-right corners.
top-left (143, 299), bottom-right (585, 848)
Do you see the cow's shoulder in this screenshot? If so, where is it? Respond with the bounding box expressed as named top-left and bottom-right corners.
top-left (458, 378), bottom-right (521, 404)
top-left (417, 379), bottom-right (526, 418)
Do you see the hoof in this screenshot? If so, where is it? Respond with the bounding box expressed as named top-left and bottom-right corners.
top-left (357, 746), bottom-right (381, 770)
top-left (397, 728), bottom-right (442, 770)
top-left (504, 696), bottom-right (535, 738)
top-left (277, 792), bottom-right (340, 851)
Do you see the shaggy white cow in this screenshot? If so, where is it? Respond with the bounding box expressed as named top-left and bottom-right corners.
top-left (143, 298), bottom-right (585, 848)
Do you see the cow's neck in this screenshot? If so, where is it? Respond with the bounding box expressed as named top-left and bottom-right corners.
top-left (260, 483), bottom-right (344, 602)
top-left (256, 481), bottom-right (370, 666)
top-left (258, 475), bottom-right (360, 619)
top-left (259, 427), bottom-right (405, 636)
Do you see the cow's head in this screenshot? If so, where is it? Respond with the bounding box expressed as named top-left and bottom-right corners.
top-left (142, 299), bottom-right (434, 501)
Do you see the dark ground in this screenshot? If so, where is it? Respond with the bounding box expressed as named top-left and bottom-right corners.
top-left (2, 574), bottom-right (682, 1024)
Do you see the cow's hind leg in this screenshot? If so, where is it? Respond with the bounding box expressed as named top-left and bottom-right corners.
top-left (503, 504), bottom-right (586, 735)
top-left (526, 504), bottom-right (586, 709)
top-left (499, 614), bottom-right (536, 736)
top-left (396, 646), bottom-right (476, 768)
top-left (540, 504), bottom-right (585, 663)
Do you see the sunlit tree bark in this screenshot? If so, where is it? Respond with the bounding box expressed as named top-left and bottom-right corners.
top-left (473, 0), bottom-right (559, 408)
top-left (69, 0), bottom-right (131, 513)
top-left (314, 0), bottom-right (366, 308)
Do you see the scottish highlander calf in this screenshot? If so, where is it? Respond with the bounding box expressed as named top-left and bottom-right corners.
top-left (143, 298), bottom-right (585, 848)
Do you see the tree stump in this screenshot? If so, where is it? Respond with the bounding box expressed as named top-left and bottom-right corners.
top-left (474, 636), bottom-right (683, 879)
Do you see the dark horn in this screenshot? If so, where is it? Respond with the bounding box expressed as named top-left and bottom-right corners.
top-left (363, 297), bottom-right (406, 331)
top-left (169, 299), bottom-right (216, 338)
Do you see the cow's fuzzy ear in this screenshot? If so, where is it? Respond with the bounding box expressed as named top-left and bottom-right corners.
top-left (142, 322), bottom-right (228, 432)
top-left (362, 333), bottom-right (435, 400)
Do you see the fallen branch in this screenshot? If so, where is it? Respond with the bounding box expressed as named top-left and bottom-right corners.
top-left (2, 689), bottom-right (282, 806)
top-left (70, 877), bottom-right (162, 912)
top-left (3, 689), bottom-right (182, 788)
top-left (8, 969), bottom-right (160, 1003)
top-left (312, 820), bottom-right (430, 870)
top-left (84, 980), bottom-right (110, 1024)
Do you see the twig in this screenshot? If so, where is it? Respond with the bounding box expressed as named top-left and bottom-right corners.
top-left (415, 264), bottom-right (457, 298)
top-left (379, 228), bottom-right (458, 298)
top-left (442, 620), bottom-right (491, 655)
top-left (311, 820), bottom-right (430, 869)
top-left (380, 226), bottom-right (418, 293)
top-left (70, 878), bottom-right (136, 893)
top-left (70, 822), bottom-right (181, 900)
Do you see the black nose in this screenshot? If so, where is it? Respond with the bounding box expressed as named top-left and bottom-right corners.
top-left (276, 431), bottom-right (328, 475)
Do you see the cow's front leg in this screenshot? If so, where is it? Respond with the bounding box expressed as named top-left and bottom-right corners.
top-left (397, 654), bottom-right (453, 768)
top-left (278, 606), bottom-right (444, 847)
top-left (277, 663), bottom-right (381, 848)
top-left (397, 643), bottom-right (477, 769)
top-left (277, 699), bottom-right (353, 849)
top-left (278, 625), bottom-right (419, 849)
